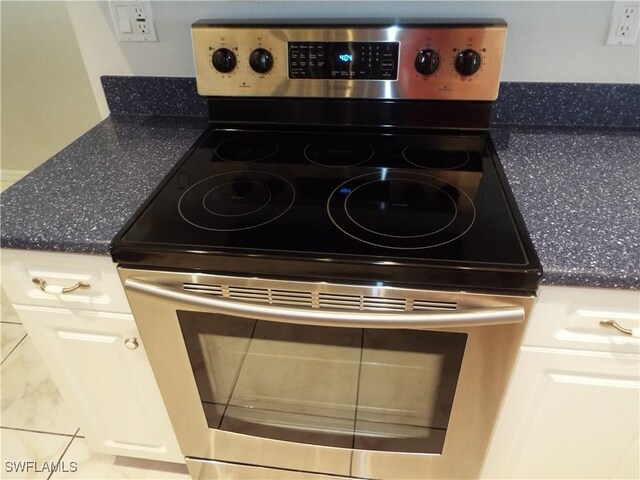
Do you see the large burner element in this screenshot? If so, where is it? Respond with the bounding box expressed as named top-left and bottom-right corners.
top-left (346, 179), bottom-right (457, 237)
top-left (179, 171), bottom-right (295, 231)
top-left (215, 137), bottom-right (278, 162)
top-left (304, 139), bottom-right (374, 167)
top-left (328, 171), bottom-right (475, 249)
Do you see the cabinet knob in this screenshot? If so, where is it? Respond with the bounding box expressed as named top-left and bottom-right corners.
top-left (599, 320), bottom-right (640, 338)
top-left (32, 278), bottom-right (90, 294)
top-left (124, 337), bottom-right (139, 350)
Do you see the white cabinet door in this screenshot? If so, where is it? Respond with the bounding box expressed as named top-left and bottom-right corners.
top-left (14, 305), bottom-right (184, 463)
top-left (484, 286), bottom-right (640, 480)
top-left (482, 348), bottom-right (640, 479)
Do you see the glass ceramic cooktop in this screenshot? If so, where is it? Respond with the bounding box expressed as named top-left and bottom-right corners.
top-left (119, 128), bottom-right (529, 267)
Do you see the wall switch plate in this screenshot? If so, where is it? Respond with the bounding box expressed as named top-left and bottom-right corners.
top-left (109, 0), bottom-right (158, 42)
top-left (606, 1), bottom-right (639, 45)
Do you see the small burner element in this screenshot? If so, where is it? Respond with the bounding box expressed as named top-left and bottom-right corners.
top-left (179, 171), bottom-right (295, 231)
top-left (304, 139), bottom-right (374, 167)
top-left (328, 171), bottom-right (475, 249)
top-left (402, 143), bottom-right (470, 170)
top-left (203, 181), bottom-right (272, 217)
top-left (215, 137), bottom-right (279, 162)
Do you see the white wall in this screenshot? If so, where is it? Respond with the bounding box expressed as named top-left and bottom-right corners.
top-left (66, 0), bottom-right (640, 118)
top-left (1, 1), bottom-right (101, 177)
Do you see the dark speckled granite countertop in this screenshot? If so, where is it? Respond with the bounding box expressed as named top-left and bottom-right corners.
top-left (2, 79), bottom-right (639, 289)
top-left (492, 126), bottom-right (639, 289)
top-left (1, 115), bottom-right (207, 254)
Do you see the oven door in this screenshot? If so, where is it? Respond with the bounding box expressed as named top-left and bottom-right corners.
top-left (120, 268), bottom-right (534, 480)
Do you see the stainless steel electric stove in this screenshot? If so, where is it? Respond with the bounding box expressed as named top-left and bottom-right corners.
top-left (112, 19), bottom-right (541, 480)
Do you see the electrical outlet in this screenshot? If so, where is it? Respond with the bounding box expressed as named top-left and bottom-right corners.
top-left (109, 0), bottom-right (157, 42)
top-left (616, 5), bottom-right (638, 36)
top-left (133, 6), bottom-right (145, 19)
top-left (606, 2), bottom-right (640, 45)
top-left (136, 20), bottom-right (150, 35)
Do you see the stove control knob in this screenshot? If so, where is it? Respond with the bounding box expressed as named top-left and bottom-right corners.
top-left (249, 48), bottom-right (274, 74)
top-left (212, 48), bottom-right (237, 73)
top-left (415, 49), bottom-right (440, 76)
top-left (455, 49), bottom-right (482, 76)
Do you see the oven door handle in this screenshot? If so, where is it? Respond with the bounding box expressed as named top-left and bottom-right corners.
top-left (125, 278), bottom-right (525, 328)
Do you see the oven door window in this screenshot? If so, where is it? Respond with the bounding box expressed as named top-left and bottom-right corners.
top-left (179, 312), bottom-right (466, 454)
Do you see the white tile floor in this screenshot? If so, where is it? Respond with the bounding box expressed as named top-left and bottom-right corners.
top-left (1, 290), bottom-right (190, 480)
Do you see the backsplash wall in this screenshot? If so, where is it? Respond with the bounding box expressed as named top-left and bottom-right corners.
top-left (66, 1), bottom-right (640, 118)
top-left (100, 76), bottom-right (640, 128)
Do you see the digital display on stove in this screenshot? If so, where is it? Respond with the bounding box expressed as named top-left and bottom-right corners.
top-left (288, 42), bottom-right (399, 80)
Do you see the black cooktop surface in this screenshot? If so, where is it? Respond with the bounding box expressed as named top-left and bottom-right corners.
top-left (112, 127), bottom-right (540, 291)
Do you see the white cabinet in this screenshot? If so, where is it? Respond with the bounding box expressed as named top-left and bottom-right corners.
top-left (2, 249), bottom-right (131, 312)
top-left (1, 249), bottom-right (184, 464)
top-left (483, 286), bottom-right (640, 480)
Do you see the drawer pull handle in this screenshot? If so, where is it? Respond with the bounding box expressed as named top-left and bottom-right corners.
top-left (599, 320), bottom-right (640, 338)
top-left (32, 278), bottom-right (90, 294)
top-left (124, 337), bottom-right (139, 350)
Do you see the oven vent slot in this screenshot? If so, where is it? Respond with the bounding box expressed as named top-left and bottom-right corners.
top-left (270, 289), bottom-right (313, 307)
top-left (183, 283), bottom-right (313, 307)
top-left (183, 283), bottom-right (458, 312)
top-left (318, 293), bottom-right (407, 312)
top-left (412, 299), bottom-right (458, 311)
top-left (227, 286), bottom-right (271, 303)
top-left (318, 293), bottom-right (362, 310)
top-left (183, 283), bottom-right (223, 296)
top-left (362, 296), bottom-right (406, 311)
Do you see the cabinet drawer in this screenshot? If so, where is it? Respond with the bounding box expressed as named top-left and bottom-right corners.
top-left (1, 249), bottom-right (130, 313)
top-left (526, 286), bottom-right (640, 354)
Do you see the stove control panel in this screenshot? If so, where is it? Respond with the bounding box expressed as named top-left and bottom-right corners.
top-left (192, 20), bottom-right (507, 100)
top-left (288, 42), bottom-right (400, 80)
